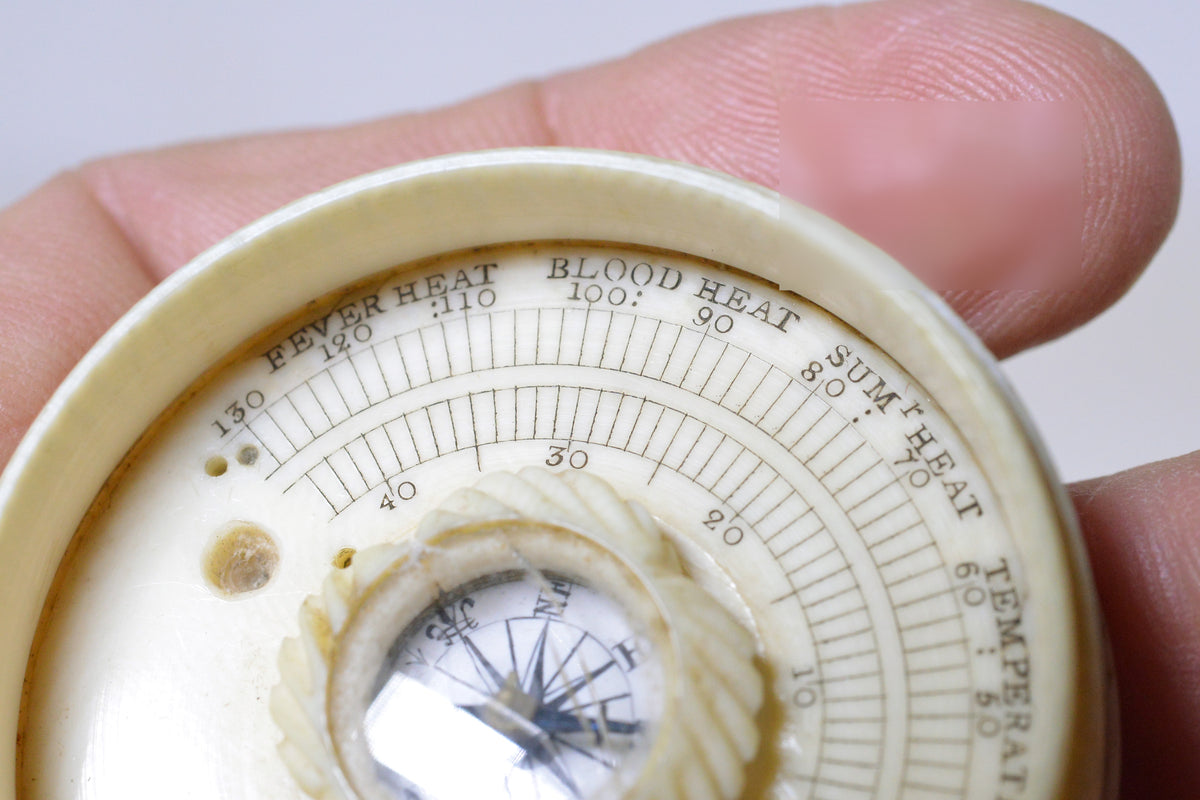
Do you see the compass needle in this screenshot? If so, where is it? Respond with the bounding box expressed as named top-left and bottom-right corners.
top-left (0, 150), bottom-right (1108, 800)
top-left (461, 635), bottom-right (507, 693)
top-left (526, 622), bottom-right (554, 704)
top-left (544, 661), bottom-right (618, 713)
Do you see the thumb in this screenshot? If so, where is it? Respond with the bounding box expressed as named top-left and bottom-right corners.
top-left (1071, 451), bottom-right (1200, 798)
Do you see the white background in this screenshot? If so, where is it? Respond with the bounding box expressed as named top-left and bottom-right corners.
top-left (1, 0), bottom-right (1195, 482)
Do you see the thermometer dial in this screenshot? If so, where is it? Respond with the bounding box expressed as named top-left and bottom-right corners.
top-left (0, 149), bottom-right (1109, 800)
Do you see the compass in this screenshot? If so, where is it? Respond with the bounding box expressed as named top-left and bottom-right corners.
top-left (371, 570), bottom-right (653, 799)
top-left (0, 149), bottom-right (1110, 799)
top-left (279, 471), bottom-right (761, 800)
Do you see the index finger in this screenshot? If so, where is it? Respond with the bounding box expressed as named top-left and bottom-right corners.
top-left (0, 0), bottom-right (1180, 467)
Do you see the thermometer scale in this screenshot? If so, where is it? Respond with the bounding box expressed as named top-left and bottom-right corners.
top-left (0, 149), bottom-right (1109, 799)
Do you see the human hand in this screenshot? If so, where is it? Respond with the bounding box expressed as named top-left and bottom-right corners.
top-left (0, 1), bottom-right (1188, 796)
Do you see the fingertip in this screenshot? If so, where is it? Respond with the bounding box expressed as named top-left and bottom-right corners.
top-left (541, 0), bottom-right (1181, 355)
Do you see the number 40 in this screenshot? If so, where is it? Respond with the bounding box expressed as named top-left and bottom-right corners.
top-left (379, 479), bottom-right (417, 510)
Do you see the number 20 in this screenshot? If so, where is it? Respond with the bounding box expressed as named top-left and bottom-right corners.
top-left (703, 509), bottom-right (744, 545)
